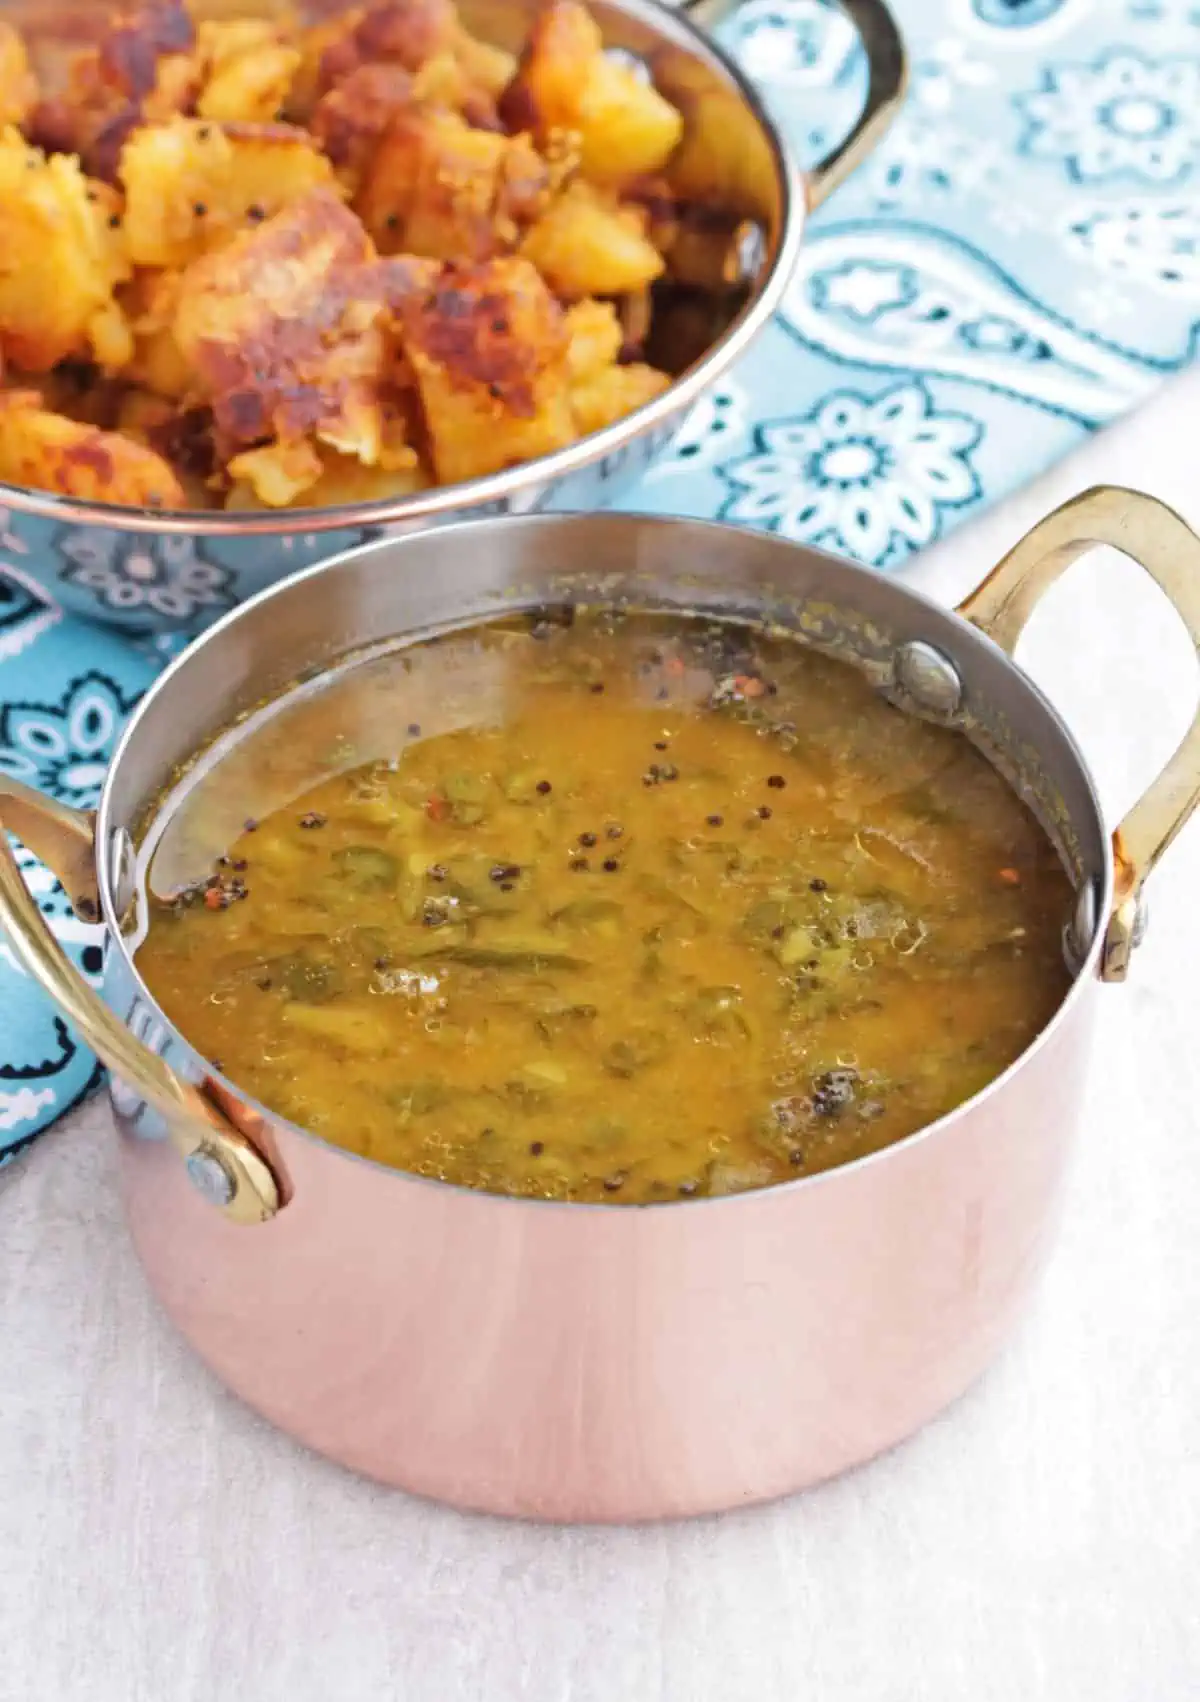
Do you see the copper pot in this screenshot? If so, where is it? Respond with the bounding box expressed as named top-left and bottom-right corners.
top-left (3, 491), bottom-right (1199, 1521)
top-left (0, 0), bottom-right (905, 632)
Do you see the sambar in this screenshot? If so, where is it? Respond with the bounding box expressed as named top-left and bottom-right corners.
top-left (135, 608), bottom-right (1072, 1203)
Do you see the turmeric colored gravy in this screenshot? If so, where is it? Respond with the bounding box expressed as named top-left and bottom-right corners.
top-left (136, 611), bottom-right (1073, 1203)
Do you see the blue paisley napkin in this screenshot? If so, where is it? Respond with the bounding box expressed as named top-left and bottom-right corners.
top-left (3, 0), bottom-right (1199, 1157)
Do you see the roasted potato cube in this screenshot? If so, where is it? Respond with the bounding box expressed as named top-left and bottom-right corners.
top-left (564, 298), bottom-right (623, 379)
top-left (226, 448), bottom-right (428, 510)
top-left (288, 9), bottom-right (366, 119)
top-left (196, 19), bottom-right (301, 123)
top-left (410, 51), bottom-right (500, 130)
top-left (501, 1), bottom-right (682, 186)
top-left (115, 386), bottom-right (176, 440)
top-left (654, 50), bottom-right (778, 221)
top-left (0, 130), bottom-right (132, 372)
top-left (227, 437), bottom-right (326, 506)
top-left (574, 54), bottom-right (685, 186)
top-left (119, 116), bottom-right (231, 267)
top-left (391, 255), bottom-right (574, 483)
top-left (519, 181), bottom-right (663, 299)
top-left (294, 0), bottom-right (457, 114)
top-left (94, 0), bottom-right (196, 104)
top-left (219, 119), bottom-right (340, 230)
top-left (310, 62), bottom-right (414, 184)
top-left (569, 360), bottom-right (669, 436)
top-left (115, 387), bottom-right (214, 506)
top-left (0, 22), bottom-right (36, 129)
top-left (173, 188), bottom-right (388, 468)
top-left (120, 116), bottom-right (336, 267)
top-left (453, 30), bottom-right (517, 99)
top-left (0, 391), bottom-right (184, 507)
top-left (89, 301), bottom-right (137, 374)
top-left (349, 0), bottom-right (459, 74)
top-left (123, 270), bottom-right (192, 399)
top-left (357, 105), bottom-right (549, 260)
top-left (33, 1), bottom-right (200, 179)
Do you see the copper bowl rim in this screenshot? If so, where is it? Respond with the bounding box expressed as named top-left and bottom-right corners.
top-left (96, 510), bottom-right (1113, 1214)
top-left (0, 0), bottom-right (805, 538)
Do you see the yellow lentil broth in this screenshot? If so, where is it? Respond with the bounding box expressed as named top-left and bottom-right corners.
top-left (136, 611), bottom-right (1074, 1203)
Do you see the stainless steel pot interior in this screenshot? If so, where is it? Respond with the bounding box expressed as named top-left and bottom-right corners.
top-left (102, 511), bottom-right (1111, 989)
top-left (0, 0), bottom-right (804, 534)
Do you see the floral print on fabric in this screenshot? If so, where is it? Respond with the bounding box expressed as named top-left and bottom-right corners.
top-left (718, 382), bottom-right (981, 564)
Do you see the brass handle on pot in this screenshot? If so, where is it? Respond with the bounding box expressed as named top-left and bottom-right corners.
top-left (0, 775), bottom-right (280, 1223)
top-left (678, 0), bottom-right (908, 211)
top-left (958, 484), bottom-right (1200, 983)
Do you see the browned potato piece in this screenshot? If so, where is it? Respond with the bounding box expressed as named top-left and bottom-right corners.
top-left (226, 449), bottom-right (428, 510)
top-left (410, 51), bottom-right (500, 130)
top-left (219, 120), bottom-right (341, 233)
top-left (564, 298), bottom-right (623, 379)
top-left (0, 390), bottom-right (184, 507)
top-left (288, 9), bottom-right (366, 119)
top-left (340, 0), bottom-right (459, 75)
top-left (653, 49), bottom-right (778, 221)
top-left (391, 255), bottom-right (574, 483)
top-left (357, 105), bottom-right (549, 261)
top-left (122, 270), bottom-right (192, 399)
top-left (519, 181), bottom-right (663, 299)
top-left (453, 29), bottom-right (517, 99)
top-left (293, 0), bottom-right (457, 115)
top-left (115, 386), bottom-right (176, 440)
top-left (91, 0), bottom-right (196, 110)
top-left (0, 23), bottom-right (36, 128)
top-left (120, 116), bottom-right (337, 268)
top-left (0, 129), bottom-right (132, 372)
top-left (115, 388), bottom-right (214, 506)
top-left (561, 296), bottom-right (669, 433)
top-left (173, 188), bottom-right (388, 476)
top-left (226, 438), bottom-right (326, 506)
top-left (196, 19), bottom-right (301, 123)
top-left (27, 1), bottom-right (200, 180)
top-left (310, 62), bottom-right (414, 185)
top-left (569, 361), bottom-right (669, 436)
top-left (501, 0), bottom-right (682, 187)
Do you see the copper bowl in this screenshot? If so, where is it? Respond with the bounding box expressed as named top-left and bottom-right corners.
top-left (4, 492), bottom-right (1197, 1521)
top-left (0, 0), bottom-right (905, 633)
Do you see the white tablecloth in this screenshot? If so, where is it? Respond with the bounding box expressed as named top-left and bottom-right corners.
top-left (3, 373), bottom-right (1199, 1702)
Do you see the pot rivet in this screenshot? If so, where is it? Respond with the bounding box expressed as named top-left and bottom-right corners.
top-left (185, 1146), bottom-right (237, 1209)
top-left (108, 828), bottom-right (137, 919)
top-left (892, 642), bottom-right (963, 718)
top-left (1064, 878), bottom-right (1098, 973)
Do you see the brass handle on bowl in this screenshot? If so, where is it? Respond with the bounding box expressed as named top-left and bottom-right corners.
top-left (0, 775), bottom-right (280, 1222)
top-left (678, 0), bottom-right (908, 211)
top-left (958, 485), bottom-right (1200, 983)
